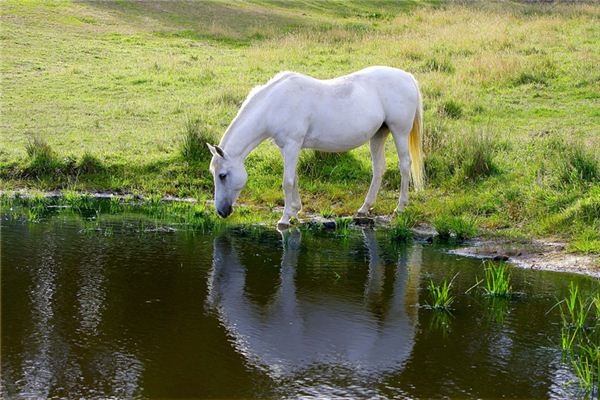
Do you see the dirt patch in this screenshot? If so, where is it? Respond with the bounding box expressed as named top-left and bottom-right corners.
top-left (450, 239), bottom-right (600, 278)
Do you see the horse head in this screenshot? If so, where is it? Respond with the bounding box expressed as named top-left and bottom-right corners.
top-left (208, 144), bottom-right (248, 218)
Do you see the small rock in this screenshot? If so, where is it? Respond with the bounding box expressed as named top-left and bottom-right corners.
top-left (353, 216), bottom-right (374, 226)
top-left (322, 220), bottom-right (336, 230)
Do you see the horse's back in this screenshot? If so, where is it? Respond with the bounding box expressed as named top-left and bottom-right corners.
top-left (264, 67), bottom-right (419, 151)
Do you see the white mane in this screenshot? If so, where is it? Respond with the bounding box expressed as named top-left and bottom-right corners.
top-left (239, 71), bottom-right (297, 110)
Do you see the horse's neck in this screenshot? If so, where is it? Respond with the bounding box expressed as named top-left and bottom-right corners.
top-left (219, 108), bottom-right (268, 161)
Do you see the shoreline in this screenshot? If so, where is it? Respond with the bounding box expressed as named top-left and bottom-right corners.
top-left (3, 189), bottom-right (599, 278)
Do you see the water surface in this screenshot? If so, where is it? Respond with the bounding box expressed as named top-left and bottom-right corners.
top-left (1, 213), bottom-right (595, 399)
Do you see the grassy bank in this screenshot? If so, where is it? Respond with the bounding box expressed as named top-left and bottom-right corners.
top-left (1, 1), bottom-right (599, 251)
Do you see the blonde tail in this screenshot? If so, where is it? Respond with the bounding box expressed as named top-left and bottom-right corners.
top-left (409, 76), bottom-right (424, 191)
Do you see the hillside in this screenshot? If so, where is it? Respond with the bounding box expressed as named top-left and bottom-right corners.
top-left (0, 0), bottom-right (599, 250)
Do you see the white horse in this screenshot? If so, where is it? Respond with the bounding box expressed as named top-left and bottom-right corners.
top-left (208, 66), bottom-right (424, 226)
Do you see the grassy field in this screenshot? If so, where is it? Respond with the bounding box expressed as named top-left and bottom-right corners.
top-left (1, 0), bottom-right (599, 251)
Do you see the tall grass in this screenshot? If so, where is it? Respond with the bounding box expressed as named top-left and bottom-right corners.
top-left (467, 261), bottom-right (512, 297)
top-left (24, 136), bottom-right (61, 176)
top-left (424, 127), bottom-right (499, 185)
top-left (551, 281), bottom-right (600, 396)
top-left (427, 275), bottom-right (457, 310)
top-left (181, 117), bottom-right (216, 163)
top-left (559, 282), bottom-right (591, 330)
top-left (482, 262), bottom-right (512, 297)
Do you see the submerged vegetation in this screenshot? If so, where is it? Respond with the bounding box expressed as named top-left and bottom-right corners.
top-left (553, 282), bottom-right (600, 396)
top-left (1, 1), bottom-right (599, 252)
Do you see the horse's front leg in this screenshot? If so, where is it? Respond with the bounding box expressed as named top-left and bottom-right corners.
top-left (291, 173), bottom-right (302, 217)
top-left (278, 145), bottom-right (301, 227)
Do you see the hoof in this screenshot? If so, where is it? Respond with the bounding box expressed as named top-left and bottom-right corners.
top-left (277, 220), bottom-right (290, 229)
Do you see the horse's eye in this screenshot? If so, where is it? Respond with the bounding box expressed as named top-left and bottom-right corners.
top-left (219, 173), bottom-right (227, 181)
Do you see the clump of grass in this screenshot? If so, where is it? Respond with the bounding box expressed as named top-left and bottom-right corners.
top-left (552, 283), bottom-right (600, 396)
top-left (427, 275), bottom-right (457, 310)
top-left (424, 127), bottom-right (499, 185)
top-left (433, 215), bottom-right (478, 241)
top-left (321, 207), bottom-right (335, 219)
top-left (571, 355), bottom-right (597, 394)
top-left (541, 137), bottom-right (599, 189)
top-left (390, 212), bottom-right (416, 243)
top-left (482, 262), bottom-right (512, 297)
top-left (433, 215), bottom-right (454, 240)
top-left (77, 152), bottom-right (104, 174)
top-left (181, 117), bottom-right (216, 163)
top-left (335, 217), bottom-right (352, 236)
top-left (64, 191), bottom-right (98, 218)
top-left (559, 282), bottom-right (590, 330)
top-left (440, 99), bottom-right (463, 119)
top-left (24, 136), bottom-right (61, 176)
top-left (421, 56), bottom-right (455, 73)
top-left (469, 261), bottom-right (513, 297)
top-left (561, 141), bottom-right (599, 186)
top-left (568, 227), bottom-right (600, 254)
top-left (457, 130), bottom-right (498, 181)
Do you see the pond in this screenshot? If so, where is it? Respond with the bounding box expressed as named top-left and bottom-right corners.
top-left (1, 210), bottom-right (597, 399)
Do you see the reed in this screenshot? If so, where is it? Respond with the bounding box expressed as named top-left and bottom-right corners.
top-left (482, 262), bottom-right (512, 297)
top-left (427, 276), bottom-right (457, 310)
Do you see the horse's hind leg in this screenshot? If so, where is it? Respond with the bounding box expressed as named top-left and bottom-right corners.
top-left (389, 122), bottom-right (412, 214)
top-left (357, 127), bottom-right (389, 216)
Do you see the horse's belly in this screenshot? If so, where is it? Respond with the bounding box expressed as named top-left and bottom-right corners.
top-left (303, 131), bottom-right (373, 151)
top-left (303, 112), bottom-right (383, 152)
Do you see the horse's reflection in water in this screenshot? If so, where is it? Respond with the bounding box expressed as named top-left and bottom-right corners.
top-left (207, 229), bottom-right (421, 384)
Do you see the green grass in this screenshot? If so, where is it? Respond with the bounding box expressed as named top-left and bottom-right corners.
top-left (559, 282), bottom-right (591, 330)
top-left (1, 0), bottom-right (599, 251)
top-left (433, 214), bottom-right (478, 242)
top-left (552, 282), bottom-right (600, 396)
top-left (390, 211), bottom-right (417, 242)
top-left (427, 276), bottom-right (456, 310)
top-left (474, 261), bottom-right (512, 297)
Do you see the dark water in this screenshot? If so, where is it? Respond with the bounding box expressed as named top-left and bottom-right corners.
top-left (1, 213), bottom-right (596, 399)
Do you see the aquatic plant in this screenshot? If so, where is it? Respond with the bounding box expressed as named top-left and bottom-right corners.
top-left (482, 262), bottom-right (512, 297)
top-left (559, 282), bottom-right (590, 330)
top-left (427, 276), bottom-right (456, 310)
top-left (561, 327), bottom-right (581, 352)
top-left (335, 217), bottom-right (352, 237)
top-left (571, 355), bottom-right (596, 394)
top-left (551, 282), bottom-right (600, 396)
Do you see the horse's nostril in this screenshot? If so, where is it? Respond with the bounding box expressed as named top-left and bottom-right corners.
top-left (217, 205), bottom-right (232, 218)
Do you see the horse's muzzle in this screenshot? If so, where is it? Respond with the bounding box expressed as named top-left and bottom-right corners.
top-left (217, 204), bottom-right (233, 218)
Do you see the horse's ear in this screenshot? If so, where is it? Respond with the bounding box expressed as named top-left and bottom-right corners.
top-left (207, 143), bottom-right (227, 159)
